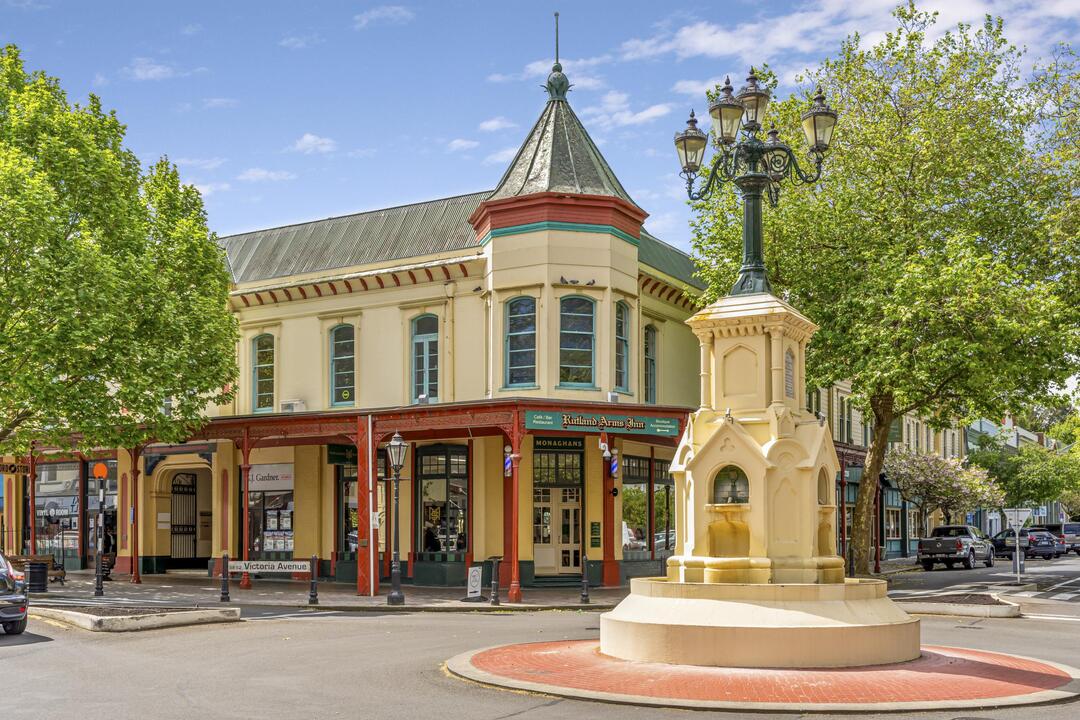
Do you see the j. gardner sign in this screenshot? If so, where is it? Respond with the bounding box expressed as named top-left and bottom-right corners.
top-left (525, 411), bottom-right (680, 437)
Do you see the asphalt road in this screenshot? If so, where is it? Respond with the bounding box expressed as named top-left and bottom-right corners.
top-left (5, 606), bottom-right (1080, 720)
top-left (887, 551), bottom-right (1080, 616)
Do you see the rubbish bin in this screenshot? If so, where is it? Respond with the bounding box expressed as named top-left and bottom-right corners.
top-left (27, 561), bottom-right (48, 593)
top-left (1011, 551), bottom-right (1025, 574)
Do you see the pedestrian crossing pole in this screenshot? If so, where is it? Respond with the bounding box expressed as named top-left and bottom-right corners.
top-left (92, 462), bottom-right (108, 598)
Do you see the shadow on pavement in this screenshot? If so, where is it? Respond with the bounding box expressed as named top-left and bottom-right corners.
top-left (0, 631), bottom-right (54, 646)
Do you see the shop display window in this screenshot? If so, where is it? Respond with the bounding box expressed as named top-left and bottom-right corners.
top-left (417, 446), bottom-right (468, 556)
top-left (249, 491), bottom-right (294, 554)
top-left (35, 462), bottom-right (80, 556)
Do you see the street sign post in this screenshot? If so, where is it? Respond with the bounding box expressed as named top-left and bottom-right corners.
top-left (92, 462), bottom-right (108, 597)
top-left (1003, 508), bottom-right (1032, 584)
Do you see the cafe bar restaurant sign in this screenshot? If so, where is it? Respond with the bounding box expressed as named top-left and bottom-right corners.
top-left (525, 411), bottom-right (680, 437)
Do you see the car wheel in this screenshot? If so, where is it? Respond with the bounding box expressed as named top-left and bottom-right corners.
top-left (963, 550), bottom-right (976, 570)
top-left (985, 550), bottom-right (994, 568)
top-left (921, 560), bottom-right (934, 571)
top-left (2, 618), bottom-right (26, 635)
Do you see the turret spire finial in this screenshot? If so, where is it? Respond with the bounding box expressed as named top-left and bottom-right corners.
top-left (555, 11), bottom-right (559, 65)
top-left (545, 11), bottom-right (570, 100)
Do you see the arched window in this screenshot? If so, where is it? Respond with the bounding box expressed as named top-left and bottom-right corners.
top-left (411, 314), bottom-right (439, 402)
top-left (559, 297), bottom-right (594, 387)
top-left (644, 325), bottom-right (657, 404)
top-left (614, 301), bottom-right (630, 392)
top-left (712, 465), bottom-right (749, 504)
top-left (330, 324), bottom-right (355, 406)
top-left (252, 334), bottom-right (274, 413)
top-left (505, 297), bottom-right (536, 387)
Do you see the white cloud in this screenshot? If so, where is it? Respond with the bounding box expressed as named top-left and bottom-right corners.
top-left (237, 168), bottom-right (296, 182)
top-left (124, 57), bottom-right (176, 81)
top-left (176, 157), bottom-right (227, 171)
top-left (203, 97), bottom-right (239, 109)
top-left (92, 72), bottom-right (108, 88)
top-left (180, 23), bottom-right (202, 36)
top-left (290, 133), bottom-right (337, 154)
top-left (672, 76), bottom-right (727, 96)
top-left (478, 116), bottom-right (517, 132)
top-left (280, 33), bottom-right (323, 49)
top-left (483, 147), bottom-right (518, 165)
top-left (446, 138), bottom-right (479, 152)
top-left (354, 5), bottom-right (414, 30)
top-left (194, 181), bottom-right (231, 196)
top-left (580, 91), bottom-right (673, 130)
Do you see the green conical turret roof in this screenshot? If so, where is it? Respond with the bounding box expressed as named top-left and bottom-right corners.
top-left (488, 64), bottom-right (640, 207)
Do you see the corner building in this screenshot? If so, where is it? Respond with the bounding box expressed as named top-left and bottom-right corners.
top-left (1, 63), bottom-right (703, 599)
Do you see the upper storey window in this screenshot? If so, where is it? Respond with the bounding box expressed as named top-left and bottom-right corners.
top-left (412, 314), bottom-right (439, 402)
top-left (330, 324), bottom-right (355, 406)
top-left (559, 297), bottom-right (595, 387)
top-left (644, 325), bottom-right (657, 404)
top-left (505, 297), bottom-right (537, 387)
top-left (252, 334), bottom-right (274, 413)
top-left (614, 302), bottom-right (630, 392)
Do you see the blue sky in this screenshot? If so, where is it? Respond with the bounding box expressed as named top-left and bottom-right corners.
top-left (2, 0), bottom-right (1078, 251)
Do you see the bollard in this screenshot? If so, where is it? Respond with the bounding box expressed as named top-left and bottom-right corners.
top-left (220, 553), bottom-right (230, 603)
top-left (489, 556), bottom-right (501, 606)
top-left (308, 554), bottom-right (319, 605)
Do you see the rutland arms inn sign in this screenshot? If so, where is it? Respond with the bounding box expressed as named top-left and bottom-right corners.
top-left (525, 411), bottom-right (680, 437)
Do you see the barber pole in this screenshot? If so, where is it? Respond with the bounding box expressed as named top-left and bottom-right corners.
top-left (504, 445), bottom-right (512, 477)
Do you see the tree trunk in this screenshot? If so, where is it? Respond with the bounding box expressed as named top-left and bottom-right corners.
top-left (853, 397), bottom-right (895, 575)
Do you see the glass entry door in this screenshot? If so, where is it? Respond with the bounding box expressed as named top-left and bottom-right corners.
top-left (557, 488), bottom-right (581, 573)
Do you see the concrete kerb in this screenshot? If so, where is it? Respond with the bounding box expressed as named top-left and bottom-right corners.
top-left (445, 644), bottom-right (1080, 713)
top-left (30, 606), bottom-right (241, 632)
top-left (897, 593), bottom-right (1021, 618)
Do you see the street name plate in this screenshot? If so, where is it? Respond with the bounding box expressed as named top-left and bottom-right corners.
top-left (228, 560), bottom-right (310, 573)
top-left (466, 566), bottom-right (483, 598)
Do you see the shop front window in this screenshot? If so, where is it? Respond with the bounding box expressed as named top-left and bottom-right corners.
top-left (621, 456), bottom-right (649, 560)
top-left (340, 464), bottom-right (359, 553)
top-left (885, 508), bottom-right (901, 540)
top-left (247, 463), bottom-right (294, 556)
top-left (85, 460), bottom-right (118, 559)
top-left (35, 462), bottom-right (80, 557)
top-left (653, 460), bottom-right (675, 560)
top-left (417, 446), bottom-right (467, 556)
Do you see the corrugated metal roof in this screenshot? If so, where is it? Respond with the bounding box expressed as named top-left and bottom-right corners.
top-left (639, 230), bottom-right (705, 290)
top-left (488, 70), bottom-right (639, 207)
top-left (220, 191), bottom-right (490, 284)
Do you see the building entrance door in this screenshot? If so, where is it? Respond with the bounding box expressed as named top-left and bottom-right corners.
top-left (170, 473), bottom-right (197, 562)
top-left (556, 488), bottom-right (581, 574)
top-left (532, 487), bottom-right (581, 575)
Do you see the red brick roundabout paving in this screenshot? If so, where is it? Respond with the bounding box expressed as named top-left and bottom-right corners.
top-left (445, 640), bottom-right (1080, 712)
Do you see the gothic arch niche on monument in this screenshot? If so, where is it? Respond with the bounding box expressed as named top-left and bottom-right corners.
top-left (767, 452), bottom-right (802, 557)
top-left (707, 465), bottom-right (751, 557)
top-left (721, 343), bottom-right (759, 408)
top-left (816, 467), bottom-right (837, 556)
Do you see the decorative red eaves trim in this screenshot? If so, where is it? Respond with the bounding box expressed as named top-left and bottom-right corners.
top-left (268, 290), bottom-right (279, 303)
top-left (424, 268), bottom-right (434, 282)
top-left (343, 280), bottom-right (353, 293)
top-left (313, 285), bottom-right (323, 297)
top-left (407, 271), bottom-right (417, 284)
top-left (375, 276), bottom-right (384, 289)
top-left (297, 286), bottom-right (307, 299)
top-left (441, 266), bottom-right (452, 280)
top-left (458, 263), bottom-right (469, 278)
top-left (359, 278), bottom-right (369, 291)
top-left (241, 296), bottom-right (250, 307)
top-left (391, 273), bottom-right (401, 287)
top-left (468, 192), bottom-right (648, 241)
top-left (282, 288), bottom-right (293, 301)
top-left (256, 294), bottom-right (264, 305)
top-left (329, 282), bottom-right (338, 295)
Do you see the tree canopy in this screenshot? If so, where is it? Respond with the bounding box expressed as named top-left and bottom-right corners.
top-left (0, 45), bottom-right (238, 453)
top-left (884, 445), bottom-right (1002, 525)
top-left (689, 4), bottom-right (1080, 573)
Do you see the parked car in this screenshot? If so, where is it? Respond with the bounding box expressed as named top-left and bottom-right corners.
top-left (1031, 523), bottom-right (1080, 554)
top-left (0, 552), bottom-right (28, 635)
top-left (992, 528), bottom-right (1059, 559)
top-left (917, 525), bottom-right (994, 570)
top-left (1030, 527), bottom-right (1067, 557)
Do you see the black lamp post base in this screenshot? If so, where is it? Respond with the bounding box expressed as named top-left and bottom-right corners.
top-left (730, 268), bottom-right (773, 296)
top-left (387, 590), bottom-right (405, 606)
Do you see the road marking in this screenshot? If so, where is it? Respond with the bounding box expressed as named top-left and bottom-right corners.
top-left (1024, 614), bottom-right (1080, 623)
top-left (1049, 592), bottom-right (1079, 601)
top-left (1045, 575), bottom-right (1080, 592)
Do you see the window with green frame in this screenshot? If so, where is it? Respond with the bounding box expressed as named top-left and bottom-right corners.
top-left (505, 297), bottom-right (536, 387)
top-left (252, 334), bottom-right (274, 412)
top-left (614, 301), bottom-right (630, 392)
top-left (330, 324), bottom-right (355, 405)
top-left (411, 314), bottom-right (439, 402)
top-left (558, 296), bottom-right (594, 386)
top-left (644, 324), bottom-right (657, 404)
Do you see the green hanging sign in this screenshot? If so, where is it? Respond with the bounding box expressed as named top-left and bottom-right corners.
top-left (524, 411), bottom-right (680, 437)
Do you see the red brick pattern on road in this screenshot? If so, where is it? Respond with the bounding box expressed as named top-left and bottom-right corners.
top-left (470, 641), bottom-right (1072, 704)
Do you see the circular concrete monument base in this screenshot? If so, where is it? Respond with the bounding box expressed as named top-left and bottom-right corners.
top-left (447, 641), bottom-right (1080, 713)
top-left (600, 577), bottom-right (920, 668)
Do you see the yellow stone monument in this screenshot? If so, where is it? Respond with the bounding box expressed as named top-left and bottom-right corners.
top-left (599, 294), bottom-right (921, 667)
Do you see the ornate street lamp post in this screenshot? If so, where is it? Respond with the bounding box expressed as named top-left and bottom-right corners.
top-left (386, 432), bottom-right (408, 606)
top-left (675, 70), bottom-right (837, 295)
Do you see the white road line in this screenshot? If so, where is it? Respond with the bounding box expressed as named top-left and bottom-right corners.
top-left (1049, 592), bottom-right (1079, 601)
top-left (1045, 575), bottom-right (1080, 592)
top-left (1024, 613), bottom-right (1080, 623)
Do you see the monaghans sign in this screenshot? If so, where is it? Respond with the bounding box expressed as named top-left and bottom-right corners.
top-left (525, 411), bottom-right (680, 437)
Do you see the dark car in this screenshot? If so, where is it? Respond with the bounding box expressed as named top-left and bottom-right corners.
top-left (993, 529), bottom-right (1060, 559)
top-left (0, 552), bottom-right (28, 635)
top-left (1030, 527), bottom-right (1068, 557)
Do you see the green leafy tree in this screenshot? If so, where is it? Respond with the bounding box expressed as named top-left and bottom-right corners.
top-left (884, 445), bottom-right (1002, 527)
top-left (0, 46), bottom-right (237, 453)
top-left (690, 5), bottom-right (1080, 574)
top-left (1049, 414), bottom-right (1080, 448)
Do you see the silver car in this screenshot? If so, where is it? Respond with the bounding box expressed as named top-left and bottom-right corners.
top-left (0, 552), bottom-right (28, 635)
